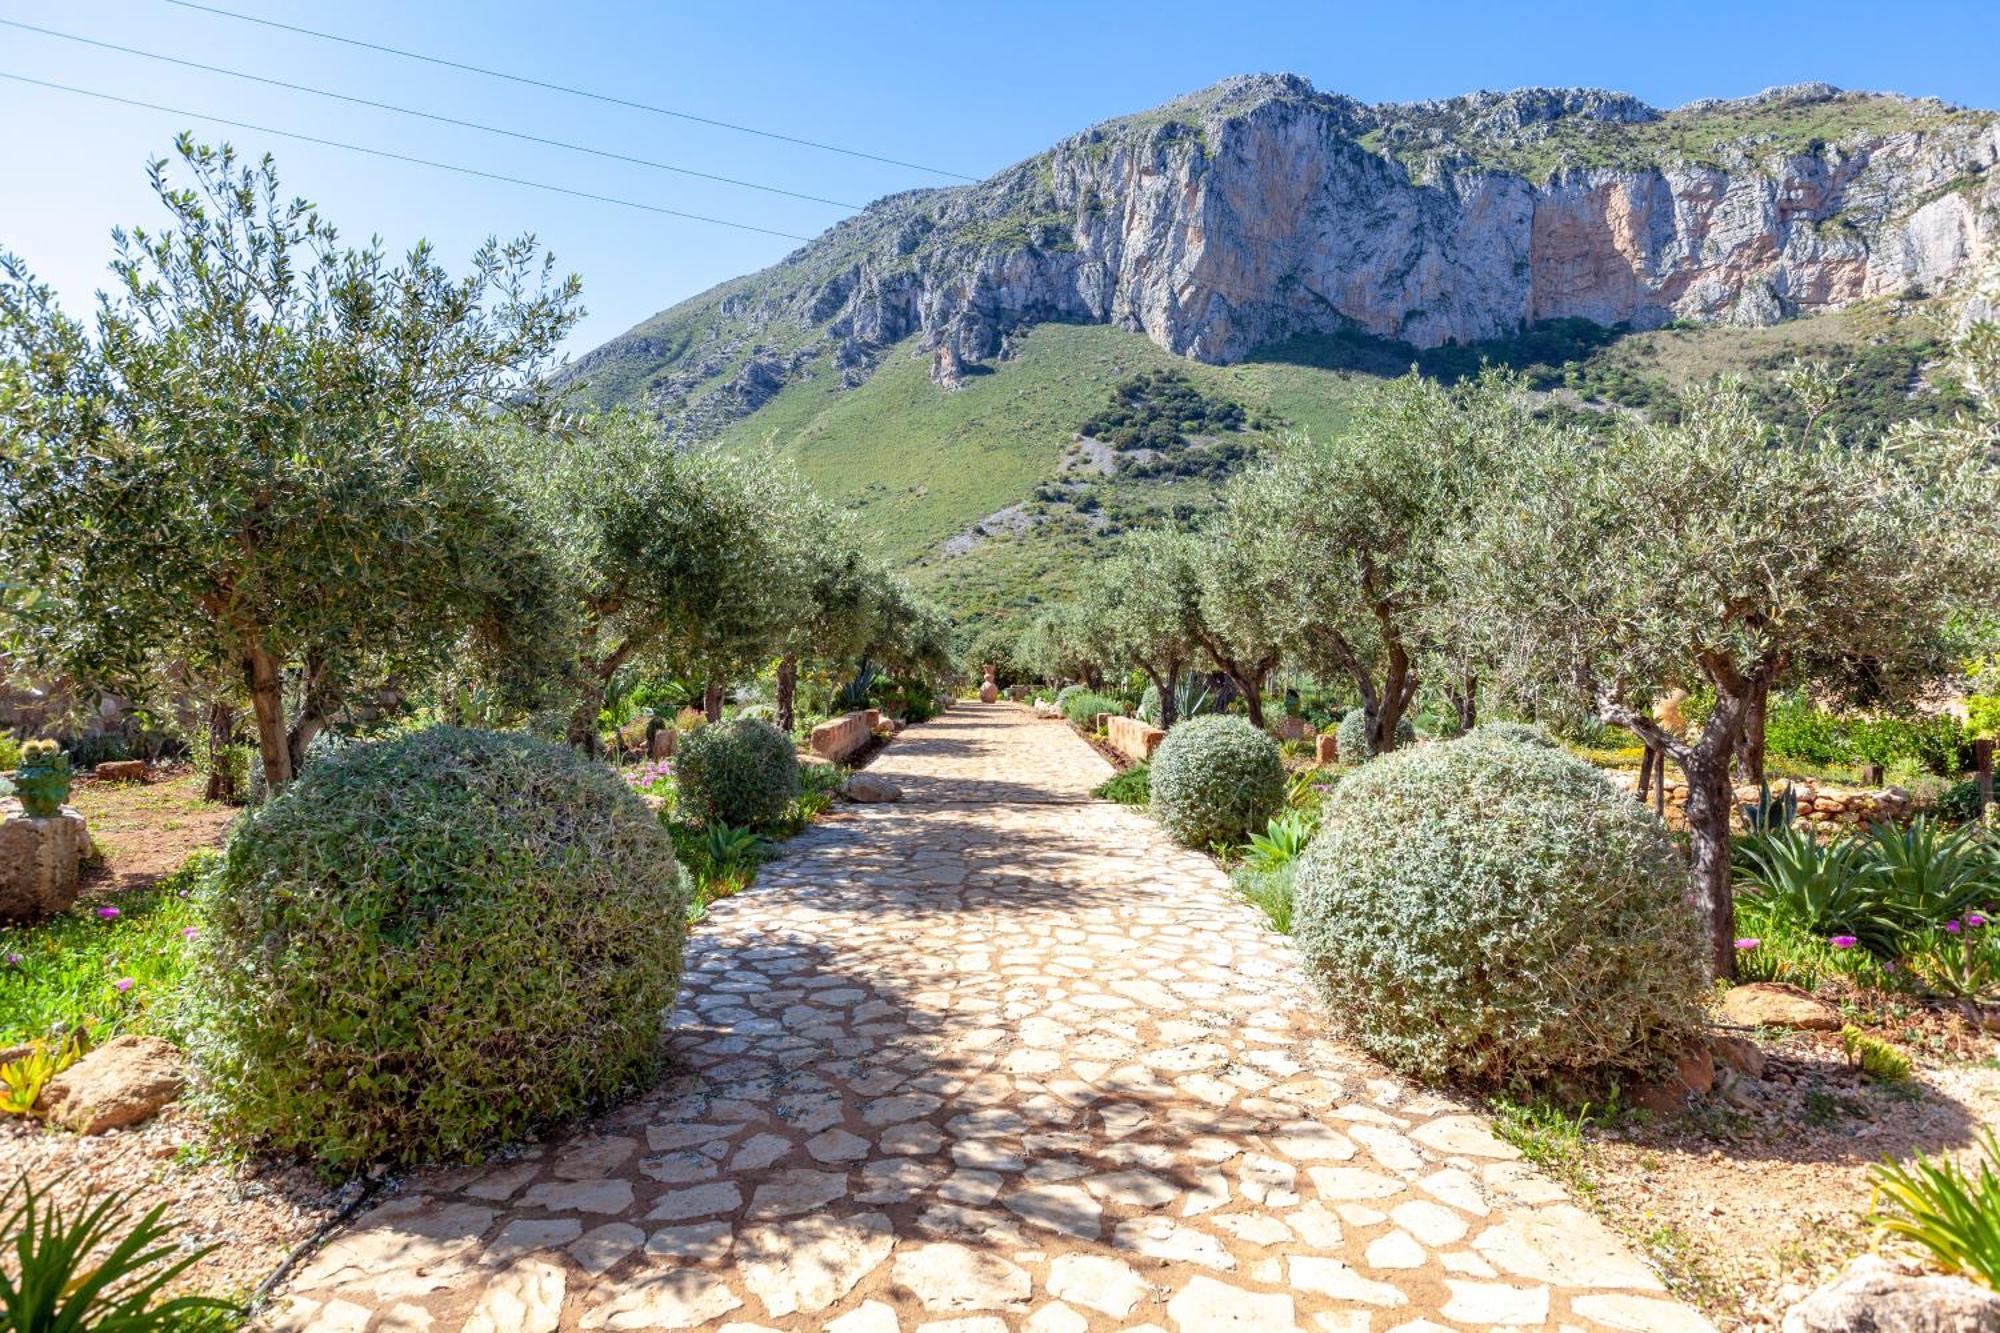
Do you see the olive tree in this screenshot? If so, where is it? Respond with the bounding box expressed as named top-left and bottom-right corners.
top-left (1088, 527), bottom-right (1203, 728)
top-left (491, 413), bottom-right (807, 748)
top-left (1015, 601), bottom-right (1107, 689)
top-left (0, 139), bottom-right (580, 792)
top-left (1455, 377), bottom-right (1999, 979)
top-left (1243, 372), bottom-right (1519, 754)
top-left (1189, 508), bottom-right (1287, 729)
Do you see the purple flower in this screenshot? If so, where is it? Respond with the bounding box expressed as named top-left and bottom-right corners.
top-left (1965, 913), bottom-right (1987, 929)
top-left (112, 977), bottom-right (133, 993)
top-left (1830, 935), bottom-right (1858, 950)
top-left (1734, 938), bottom-right (1761, 951)
top-left (180, 926), bottom-right (199, 940)
top-left (3, 953), bottom-right (20, 967)
top-left (1946, 920), bottom-right (1963, 935)
top-left (95, 906), bottom-right (120, 920)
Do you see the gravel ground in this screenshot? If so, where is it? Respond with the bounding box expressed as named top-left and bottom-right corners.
top-left (1557, 1017), bottom-right (2000, 1329)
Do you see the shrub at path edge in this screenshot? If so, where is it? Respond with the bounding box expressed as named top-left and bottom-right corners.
top-left (1150, 715), bottom-right (1286, 847)
top-left (1293, 729), bottom-right (1707, 1088)
top-left (676, 717), bottom-right (801, 828)
top-left (188, 726), bottom-right (688, 1166)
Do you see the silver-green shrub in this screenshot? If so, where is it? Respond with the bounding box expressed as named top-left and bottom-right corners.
top-left (1293, 733), bottom-right (1705, 1087)
top-left (677, 717), bottom-right (801, 827)
top-left (1149, 715), bottom-right (1286, 847)
top-left (1335, 707), bottom-right (1415, 763)
top-left (1468, 720), bottom-right (1559, 749)
top-left (189, 727), bottom-right (687, 1166)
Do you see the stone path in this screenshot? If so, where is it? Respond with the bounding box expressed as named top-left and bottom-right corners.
top-left (269, 703), bottom-right (1714, 1332)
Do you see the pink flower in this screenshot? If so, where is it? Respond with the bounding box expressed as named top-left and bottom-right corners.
top-left (1945, 920), bottom-right (1963, 935)
top-left (1734, 938), bottom-right (1761, 951)
top-left (95, 906), bottom-right (120, 920)
top-left (112, 977), bottom-right (133, 992)
top-left (180, 926), bottom-right (199, 940)
top-left (1965, 913), bottom-right (1987, 929)
top-left (1830, 935), bottom-right (1858, 949)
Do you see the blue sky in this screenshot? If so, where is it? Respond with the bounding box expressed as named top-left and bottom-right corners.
top-left (5, 0), bottom-right (1998, 359)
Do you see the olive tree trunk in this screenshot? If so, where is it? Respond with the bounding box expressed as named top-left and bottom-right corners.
top-left (776, 655), bottom-right (799, 734)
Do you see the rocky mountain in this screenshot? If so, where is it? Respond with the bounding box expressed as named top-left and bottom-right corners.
top-left (569, 76), bottom-right (1998, 439)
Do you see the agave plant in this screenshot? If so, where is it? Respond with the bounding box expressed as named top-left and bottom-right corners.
top-left (1244, 810), bottom-right (1315, 872)
top-left (1862, 816), bottom-right (2000, 928)
top-left (0, 1176), bottom-right (234, 1329)
top-left (1732, 826), bottom-right (1902, 956)
top-left (1871, 1130), bottom-right (2000, 1290)
top-left (834, 658), bottom-right (880, 714)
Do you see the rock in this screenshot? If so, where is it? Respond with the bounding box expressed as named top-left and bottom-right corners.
top-left (580, 76), bottom-right (2000, 450)
top-left (648, 728), bottom-right (675, 759)
top-left (1316, 734), bottom-right (1339, 765)
top-left (841, 774), bottom-right (903, 804)
top-left (811, 713), bottom-right (873, 763)
top-left (1783, 1255), bottom-right (2000, 1332)
top-left (1718, 982), bottom-right (1842, 1031)
top-left (92, 760), bottom-right (148, 782)
top-left (34, 1035), bottom-right (186, 1133)
top-left (1712, 1034), bottom-right (1767, 1079)
top-left (0, 811), bottom-right (89, 922)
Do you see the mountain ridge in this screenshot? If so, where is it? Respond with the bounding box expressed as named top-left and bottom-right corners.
top-left (568, 74), bottom-right (1998, 443)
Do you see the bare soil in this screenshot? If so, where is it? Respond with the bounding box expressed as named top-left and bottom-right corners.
top-left (1559, 1002), bottom-right (2000, 1329)
top-left (69, 767), bottom-right (238, 897)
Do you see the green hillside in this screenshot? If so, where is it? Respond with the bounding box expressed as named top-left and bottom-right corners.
top-left (714, 322), bottom-right (1369, 621)
top-left (705, 300), bottom-right (1964, 626)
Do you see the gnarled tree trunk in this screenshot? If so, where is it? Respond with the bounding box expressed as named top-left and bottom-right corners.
top-left (704, 679), bottom-right (724, 723)
top-left (775, 655), bottom-right (799, 734)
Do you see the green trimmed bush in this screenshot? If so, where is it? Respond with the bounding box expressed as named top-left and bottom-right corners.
top-left (188, 727), bottom-right (687, 1166)
top-left (1054, 684), bottom-right (1087, 710)
top-left (1334, 707), bottom-right (1415, 763)
top-left (1468, 720), bottom-right (1559, 749)
top-left (1293, 736), bottom-right (1705, 1087)
top-left (1061, 690), bottom-right (1123, 727)
top-left (676, 717), bottom-right (801, 828)
top-left (1149, 715), bottom-right (1286, 847)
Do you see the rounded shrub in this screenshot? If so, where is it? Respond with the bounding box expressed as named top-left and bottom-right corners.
top-left (1468, 720), bottom-right (1559, 749)
top-left (1335, 707), bottom-right (1416, 764)
top-left (1149, 715), bottom-right (1286, 847)
top-left (676, 717), bottom-right (801, 827)
top-left (1137, 683), bottom-right (1161, 725)
top-left (1054, 684), bottom-right (1087, 710)
top-left (1292, 736), bottom-right (1705, 1088)
top-left (189, 727), bottom-right (687, 1166)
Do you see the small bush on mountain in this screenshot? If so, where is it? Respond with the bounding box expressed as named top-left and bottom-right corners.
top-left (676, 717), bottom-right (801, 828)
top-left (1292, 732), bottom-right (1706, 1087)
top-left (1149, 715), bottom-right (1285, 847)
top-left (188, 727), bottom-right (687, 1166)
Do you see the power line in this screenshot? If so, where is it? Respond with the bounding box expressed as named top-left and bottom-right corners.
top-left (1, 19), bottom-right (866, 212)
top-left (0, 72), bottom-right (817, 242)
top-left (160, 0), bottom-right (979, 182)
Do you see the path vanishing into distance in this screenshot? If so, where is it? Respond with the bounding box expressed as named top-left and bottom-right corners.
top-left (269, 702), bottom-right (1713, 1332)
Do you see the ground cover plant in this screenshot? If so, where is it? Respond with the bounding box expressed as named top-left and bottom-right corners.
top-left (0, 851), bottom-right (214, 1049)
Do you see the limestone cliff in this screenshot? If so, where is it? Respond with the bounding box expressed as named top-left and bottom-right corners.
top-left (570, 76), bottom-right (1999, 437)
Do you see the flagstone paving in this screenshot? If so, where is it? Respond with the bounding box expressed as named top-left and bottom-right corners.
top-left (268, 702), bottom-right (1714, 1332)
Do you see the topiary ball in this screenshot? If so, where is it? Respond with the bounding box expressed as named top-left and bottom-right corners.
top-left (1149, 714), bottom-right (1286, 847)
top-left (189, 727), bottom-right (687, 1166)
top-left (1467, 720), bottom-right (1559, 749)
top-left (1292, 737), bottom-right (1705, 1088)
top-left (676, 717), bottom-right (801, 827)
top-left (1335, 707), bottom-right (1416, 763)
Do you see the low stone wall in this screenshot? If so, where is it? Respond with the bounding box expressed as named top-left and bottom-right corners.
top-left (1607, 773), bottom-right (1915, 835)
top-left (1107, 715), bottom-right (1166, 765)
top-left (810, 712), bottom-right (873, 763)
